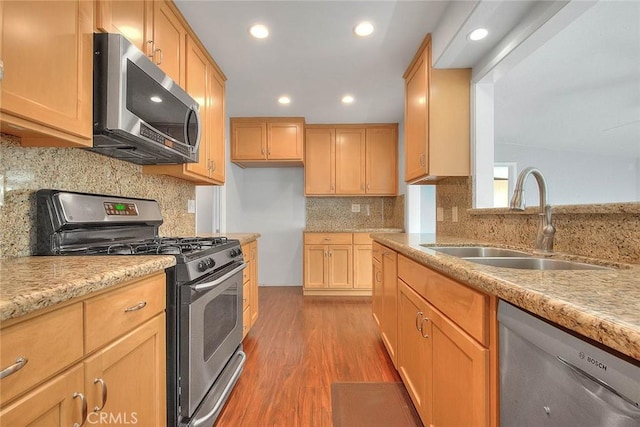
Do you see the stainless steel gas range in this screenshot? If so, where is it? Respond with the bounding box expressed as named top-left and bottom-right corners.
top-left (36, 189), bottom-right (246, 427)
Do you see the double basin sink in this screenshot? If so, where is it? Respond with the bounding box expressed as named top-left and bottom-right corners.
top-left (423, 246), bottom-right (610, 271)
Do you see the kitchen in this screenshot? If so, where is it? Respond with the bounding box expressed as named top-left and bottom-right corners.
top-left (1, 0), bottom-right (639, 426)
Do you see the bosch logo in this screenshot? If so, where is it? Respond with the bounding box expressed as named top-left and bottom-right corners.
top-left (579, 352), bottom-right (585, 359)
top-left (587, 356), bottom-right (607, 371)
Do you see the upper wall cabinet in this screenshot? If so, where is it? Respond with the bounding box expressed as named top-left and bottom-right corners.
top-left (230, 117), bottom-right (305, 168)
top-left (143, 35), bottom-right (227, 184)
top-left (404, 34), bottom-right (471, 184)
top-left (151, 0), bottom-right (186, 86)
top-left (95, 0), bottom-right (153, 54)
top-left (0, 0), bottom-right (94, 147)
top-left (305, 124), bottom-right (397, 196)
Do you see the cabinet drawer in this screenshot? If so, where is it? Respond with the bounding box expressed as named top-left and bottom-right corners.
top-left (426, 269), bottom-right (488, 346)
top-left (398, 255), bottom-right (429, 298)
top-left (353, 233), bottom-right (373, 245)
top-left (85, 273), bottom-right (166, 353)
top-left (304, 233), bottom-right (353, 245)
top-left (0, 303), bottom-right (83, 404)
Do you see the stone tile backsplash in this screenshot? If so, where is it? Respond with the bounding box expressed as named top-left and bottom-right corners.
top-left (306, 195), bottom-right (404, 231)
top-left (1, 134), bottom-right (195, 258)
top-left (436, 177), bottom-right (640, 264)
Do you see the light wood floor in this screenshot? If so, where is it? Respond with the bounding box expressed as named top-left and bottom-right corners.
top-left (215, 286), bottom-right (400, 426)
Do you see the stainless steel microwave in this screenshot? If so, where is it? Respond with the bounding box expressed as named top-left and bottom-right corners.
top-left (92, 33), bottom-right (201, 165)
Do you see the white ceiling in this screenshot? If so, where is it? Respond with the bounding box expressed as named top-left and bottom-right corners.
top-left (174, 1), bottom-right (453, 124)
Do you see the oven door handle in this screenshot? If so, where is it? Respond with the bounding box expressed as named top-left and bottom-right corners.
top-left (192, 262), bottom-right (247, 292)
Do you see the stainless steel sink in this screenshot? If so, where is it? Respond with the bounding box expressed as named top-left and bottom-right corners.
top-left (463, 257), bottom-right (611, 271)
top-left (423, 246), bottom-right (532, 258)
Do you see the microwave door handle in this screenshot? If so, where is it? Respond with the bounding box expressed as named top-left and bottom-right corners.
top-left (185, 107), bottom-right (201, 155)
top-left (192, 262), bottom-right (247, 291)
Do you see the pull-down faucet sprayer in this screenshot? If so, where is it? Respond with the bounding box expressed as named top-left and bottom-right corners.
top-left (509, 167), bottom-right (555, 254)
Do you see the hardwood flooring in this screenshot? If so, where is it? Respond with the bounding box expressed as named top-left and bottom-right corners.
top-left (215, 286), bottom-right (400, 426)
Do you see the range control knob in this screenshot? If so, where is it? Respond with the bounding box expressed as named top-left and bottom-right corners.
top-left (230, 248), bottom-right (241, 257)
top-left (205, 258), bottom-right (215, 268)
top-left (197, 261), bottom-right (207, 272)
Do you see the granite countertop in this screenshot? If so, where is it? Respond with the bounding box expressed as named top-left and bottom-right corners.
top-left (304, 228), bottom-right (404, 233)
top-left (0, 256), bottom-right (176, 322)
top-left (371, 233), bottom-right (640, 361)
top-left (0, 233), bottom-right (261, 323)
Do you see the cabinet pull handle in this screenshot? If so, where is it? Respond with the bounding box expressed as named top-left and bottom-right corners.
top-left (93, 378), bottom-right (108, 412)
top-left (375, 271), bottom-right (381, 281)
top-left (124, 301), bottom-right (147, 312)
top-left (0, 59), bottom-right (4, 81)
top-left (367, 184), bottom-right (370, 191)
top-left (419, 153), bottom-right (425, 167)
top-left (0, 357), bottom-right (28, 379)
top-left (329, 251), bottom-right (333, 257)
top-left (73, 392), bottom-right (88, 427)
top-left (330, 184), bottom-right (334, 191)
top-left (154, 48), bottom-right (163, 65)
top-left (211, 160), bottom-right (216, 172)
top-left (325, 251), bottom-right (328, 257)
top-left (146, 40), bottom-right (155, 57)
top-left (261, 145), bottom-right (265, 155)
top-left (415, 311), bottom-right (423, 332)
top-left (361, 184), bottom-right (365, 191)
top-left (420, 317), bottom-right (430, 338)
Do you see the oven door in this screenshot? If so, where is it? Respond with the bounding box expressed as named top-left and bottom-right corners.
top-left (179, 261), bottom-right (246, 422)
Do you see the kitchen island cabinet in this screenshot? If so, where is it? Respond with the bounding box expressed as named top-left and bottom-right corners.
top-left (0, 273), bottom-right (167, 427)
top-left (371, 242), bottom-right (398, 366)
top-left (0, 0), bottom-right (93, 147)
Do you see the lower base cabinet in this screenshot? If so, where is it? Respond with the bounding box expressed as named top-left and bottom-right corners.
top-left (242, 240), bottom-right (259, 338)
top-left (0, 273), bottom-right (167, 427)
top-left (378, 249), bottom-right (497, 427)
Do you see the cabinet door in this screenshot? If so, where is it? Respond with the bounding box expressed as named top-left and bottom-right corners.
top-left (184, 36), bottom-right (210, 178)
top-left (0, 364), bottom-right (84, 427)
top-left (305, 128), bottom-right (335, 195)
top-left (267, 122), bottom-right (303, 160)
top-left (353, 244), bottom-right (372, 289)
top-left (381, 248), bottom-right (398, 365)
top-left (84, 315), bottom-right (166, 427)
top-left (95, 0), bottom-right (152, 53)
top-left (372, 258), bottom-right (383, 328)
top-left (152, 0), bottom-right (185, 86)
top-left (335, 128), bottom-right (366, 194)
top-left (208, 66), bottom-right (226, 183)
top-left (1, 0), bottom-right (93, 146)
top-left (397, 280), bottom-right (432, 426)
top-left (366, 127), bottom-right (397, 195)
top-left (430, 306), bottom-right (489, 427)
top-left (404, 49), bottom-right (429, 182)
top-left (328, 245), bottom-right (353, 289)
top-left (231, 121), bottom-right (267, 160)
top-left (304, 245), bottom-right (328, 289)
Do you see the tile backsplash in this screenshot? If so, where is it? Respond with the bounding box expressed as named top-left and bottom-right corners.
top-left (436, 177), bottom-right (640, 264)
top-left (1, 134), bottom-right (195, 258)
top-left (306, 195), bottom-right (404, 231)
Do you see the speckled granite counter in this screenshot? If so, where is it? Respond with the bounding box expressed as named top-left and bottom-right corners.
top-left (195, 232), bottom-right (260, 246)
top-left (304, 228), bottom-right (404, 233)
top-left (371, 233), bottom-right (640, 361)
top-left (0, 256), bottom-right (175, 322)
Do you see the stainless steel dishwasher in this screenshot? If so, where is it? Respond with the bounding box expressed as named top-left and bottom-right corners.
top-left (499, 301), bottom-right (640, 426)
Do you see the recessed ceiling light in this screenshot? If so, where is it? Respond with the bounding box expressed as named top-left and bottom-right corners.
top-left (468, 28), bottom-right (488, 41)
top-left (354, 21), bottom-right (374, 37)
top-left (278, 96), bottom-right (291, 105)
top-left (342, 95), bottom-right (355, 104)
top-left (249, 24), bottom-right (269, 39)
top-left (150, 96), bottom-right (163, 103)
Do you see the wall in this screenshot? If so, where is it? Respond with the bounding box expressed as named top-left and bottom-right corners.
top-left (436, 177), bottom-right (640, 264)
top-left (0, 134), bottom-right (195, 258)
top-left (225, 164), bottom-right (306, 286)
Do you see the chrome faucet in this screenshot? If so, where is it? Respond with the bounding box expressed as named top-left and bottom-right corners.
top-left (510, 167), bottom-right (555, 253)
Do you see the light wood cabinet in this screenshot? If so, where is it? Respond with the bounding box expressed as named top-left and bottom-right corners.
top-left (0, 0), bottom-right (93, 147)
top-left (404, 34), bottom-right (471, 184)
top-left (0, 273), bottom-right (167, 427)
top-left (144, 35), bottom-right (227, 184)
top-left (95, 0), bottom-right (153, 54)
top-left (393, 253), bottom-right (495, 427)
top-left (231, 117), bottom-right (305, 167)
top-left (151, 0), bottom-right (185, 86)
top-left (241, 240), bottom-right (259, 339)
top-left (305, 124), bottom-right (397, 196)
top-left (353, 233), bottom-right (373, 289)
top-left (380, 246), bottom-right (398, 366)
top-left (372, 256), bottom-right (383, 328)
